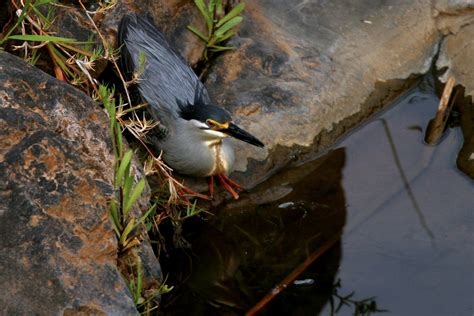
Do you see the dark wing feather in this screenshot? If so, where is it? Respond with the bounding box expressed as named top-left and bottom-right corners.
top-left (118, 14), bottom-right (211, 125)
top-left (117, 15), bottom-right (135, 82)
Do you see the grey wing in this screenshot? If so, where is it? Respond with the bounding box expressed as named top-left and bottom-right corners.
top-left (118, 14), bottom-right (210, 125)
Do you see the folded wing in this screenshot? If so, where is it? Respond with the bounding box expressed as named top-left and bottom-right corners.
top-left (118, 14), bottom-right (211, 125)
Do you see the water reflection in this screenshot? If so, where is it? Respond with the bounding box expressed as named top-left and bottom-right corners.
top-left (160, 83), bottom-right (474, 316)
top-left (329, 279), bottom-right (386, 316)
top-left (379, 118), bottom-right (434, 240)
top-left (161, 149), bottom-right (348, 315)
top-left (320, 87), bottom-right (473, 315)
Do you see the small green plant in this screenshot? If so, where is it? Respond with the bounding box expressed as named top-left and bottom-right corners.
top-left (100, 84), bottom-right (160, 252)
top-left (188, 0), bottom-right (245, 59)
top-left (181, 200), bottom-right (203, 219)
top-left (127, 255), bottom-right (144, 306)
top-left (0, 0), bottom-right (103, 93)
top-left (157, 281), bottom-right (174, 295)
top-left (124, 254), bottom-right (172, 315)
top-left (101, 83), bottom-right (166, 312)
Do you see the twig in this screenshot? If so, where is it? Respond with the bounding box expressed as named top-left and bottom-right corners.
top-left (246, 231), bottom-right (342, 316)
top-left (425, 76), bottom-right (455, 144)
top-left (58, 41), bottom-right (95, 57)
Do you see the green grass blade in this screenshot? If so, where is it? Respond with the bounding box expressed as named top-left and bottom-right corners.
top-left (48, 44), bottom-right (75, 78)
top-left (124, 178), bottom-right (145, 215)
top-left (115, 124), bottom-right (123, 157)
top-left (28, 49), bottom-right (41, 65)
top-left (35, 0), bottom-right (56, 5)
top-left (30, 5), bottom-right (51, 27)
top-left (187, 25), bottom-right (208, 41)
top-left (216, 0), bottom-right (223, 16)
top-left (217, 30), bottom-right (235, 42)
top-left (7, 34), bottom-right (77, 43)
top-left (216, 3), bottom-right (245, 28)
top-left (128, 278), bottom-right (136, 301)
top-left (187, 200), bottom-right (197, 217)
top-left (215, 16), bottom-right (243, 37)
top-left (194, 0), bottom-right (212, 34)
top-left (120, 218), bottom-right (136, 245)
top-left (136, 258), bottom-right (143, 304)
top-left (100, 85), bottom-right (115, 119)
top-left (116, 150), bottom-right (133, 187)
top-left (133, 204), bottom-right (157, 232)
top-left (209, 0), bottom-right (216, 16)
top-left (209, 45), bottom-right (234, 52)
top-left (145, 221), bottom-right (153, 231)
top-left (109, 200), bottom-right (122, 235)
top-left (123, 173), bottom-right (133, 208)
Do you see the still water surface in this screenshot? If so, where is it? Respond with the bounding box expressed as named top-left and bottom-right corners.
top-left (162, 83), bottom-right (473, 316)
top-left (318, 87), bottom-right (473, 315)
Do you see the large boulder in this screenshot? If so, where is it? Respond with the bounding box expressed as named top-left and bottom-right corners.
top-left (435, 6), bottom-right (474, 180)
top-left (437, 20), bottom-right (474, 97)
top-left (0, 51), bottom-right (142, 315)
top-left (205, 0), bottom-right (445, 188)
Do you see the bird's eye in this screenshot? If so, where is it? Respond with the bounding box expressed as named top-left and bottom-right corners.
top-left (206, 119), bottom-right (229, 130)
top-left (206, 119), bottom-right (217, 127)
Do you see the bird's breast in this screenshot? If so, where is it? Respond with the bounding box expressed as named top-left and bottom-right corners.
top-left (159, 134), bottom-right (235, 177)
top-left (208, 140), bottom-right (234, 176)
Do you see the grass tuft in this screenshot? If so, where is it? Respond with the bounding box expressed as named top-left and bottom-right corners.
top-left (188, 0), bottom-right (245, 59)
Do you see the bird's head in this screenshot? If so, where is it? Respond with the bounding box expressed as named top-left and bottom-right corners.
top-left (180, 103), bottom-right (264, 147)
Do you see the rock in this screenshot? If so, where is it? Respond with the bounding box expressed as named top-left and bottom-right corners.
top-left (437, 23), bottom-right (474, 97)
top-left (435, 15), bottom-right (474, 179)
top-left (147, 0), bottom-right (207, 66)
top-left (101, 0), bottom-right (206, 66)
top-left (51, 5), bottom-right (97, 43)
top-left (433, 0), bottom-right (474, 34)
top-left (434, 0), bottom-right (474, 12)
top-left (204, 0), bottom-right (445, 188)
top-left (0, 51), bottom-right (145, 315)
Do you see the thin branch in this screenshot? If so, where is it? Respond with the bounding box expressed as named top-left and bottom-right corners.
top-left (246, 231), bottom-right (342, 316)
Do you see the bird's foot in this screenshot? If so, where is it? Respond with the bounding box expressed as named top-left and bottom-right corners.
top-left (209, 174), bottom-right (242, 200)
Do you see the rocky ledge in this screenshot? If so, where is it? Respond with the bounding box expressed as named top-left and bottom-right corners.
top-left (0, 52), bottom-right (161, 315)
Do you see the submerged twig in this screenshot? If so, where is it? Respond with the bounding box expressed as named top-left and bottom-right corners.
top-left (245, 231), bottom-right (342, 316)
top-left (425, 76), bottom-right (456, 145)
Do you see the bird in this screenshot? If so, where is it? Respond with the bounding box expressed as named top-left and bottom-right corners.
top-left (118, 14), bottom-right (264, 199)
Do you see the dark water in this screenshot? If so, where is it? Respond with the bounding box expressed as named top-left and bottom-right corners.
top-left (161, 83), bottom-right (474, 316)
top-left (317, 91), bottom-right (473, 316)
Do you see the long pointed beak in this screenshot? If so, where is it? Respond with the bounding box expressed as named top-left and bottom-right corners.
top-left (223, 123), bottom-right (264, 148)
